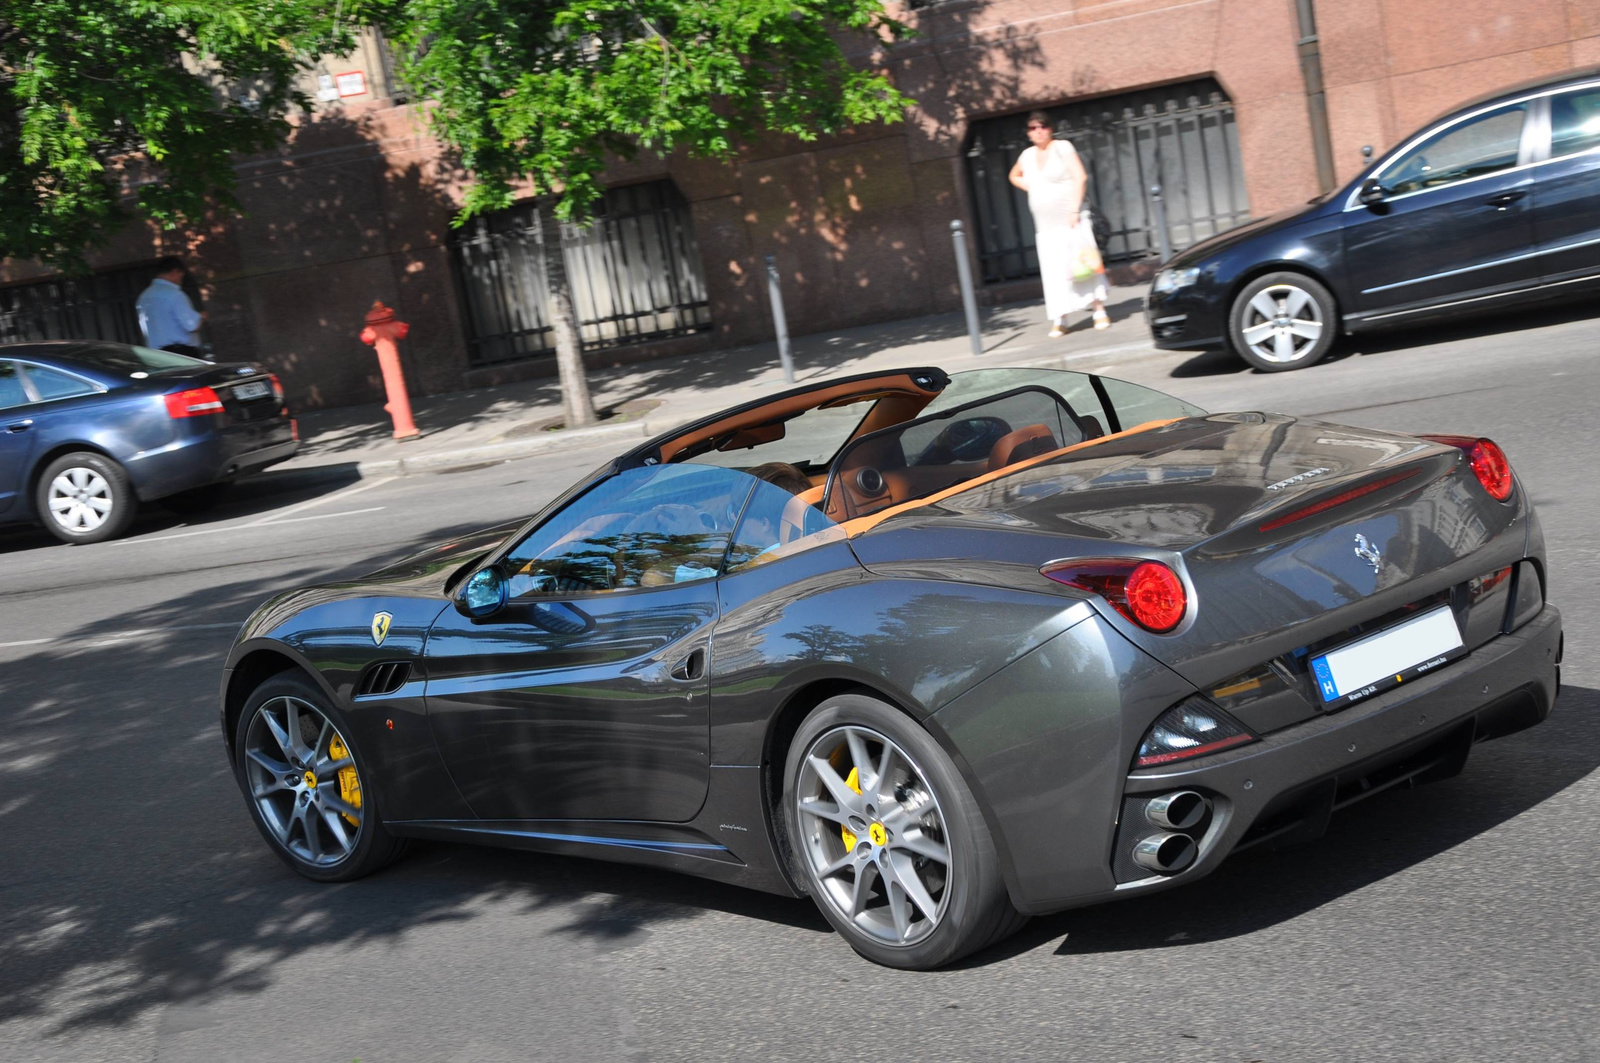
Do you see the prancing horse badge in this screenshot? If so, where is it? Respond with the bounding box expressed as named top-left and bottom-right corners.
top-left (371, 611), bottom-right (393, 646)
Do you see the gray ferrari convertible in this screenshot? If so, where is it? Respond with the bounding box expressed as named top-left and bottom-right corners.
top-left (220, 366), bottom-right (1560, 969)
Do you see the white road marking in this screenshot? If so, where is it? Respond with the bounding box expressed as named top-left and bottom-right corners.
top-left (245, 475), bottom-right (397, 525)
top-left (119, 506), bottom-right (386, 544)
top-left (0, 621), bottom-right (242, 651)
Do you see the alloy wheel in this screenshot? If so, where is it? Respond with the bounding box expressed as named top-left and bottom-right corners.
top-left (242, 696), bottom-right (364, 867)
top-left (1239, 283), bottom-right (1324, 364)
top-left (47, 467), bottom-right (113, 533)
top-left (795, 725), bottom-right (952, 947)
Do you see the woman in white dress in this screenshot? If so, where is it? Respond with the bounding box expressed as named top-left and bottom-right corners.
top-left (1008, 111), bottom-right (1110, 338)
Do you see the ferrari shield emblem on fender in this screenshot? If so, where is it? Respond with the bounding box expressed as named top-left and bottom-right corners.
top-left (371, 611), bottom-right (393, 646)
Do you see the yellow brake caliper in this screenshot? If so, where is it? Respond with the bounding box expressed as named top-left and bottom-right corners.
top-left (839, 766), bottom-right (862, 849)
top-left (328, 734), bottom-right (362, 827)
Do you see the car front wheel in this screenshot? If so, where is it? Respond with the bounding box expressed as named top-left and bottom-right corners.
top-left (234, 672), bottom-right (405, 882)
top-left (1228, 271), bottom-right (1338, 372)
top-left (35, 451), bottom-right (138, 544)
top-left (782, 694), bottom-right (1026, 969)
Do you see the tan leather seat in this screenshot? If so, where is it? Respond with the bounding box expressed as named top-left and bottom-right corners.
top-left (987, 424), bottom-right (1058, 472)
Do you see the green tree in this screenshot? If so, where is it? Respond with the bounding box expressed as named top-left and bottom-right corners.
top-left (378, 0), bottom-right (913, 426)
top-left (0, 2), bottom-right (356, 269)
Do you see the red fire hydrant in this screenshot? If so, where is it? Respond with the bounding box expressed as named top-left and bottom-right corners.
top-left (359, 301), bottom-right (420, 440)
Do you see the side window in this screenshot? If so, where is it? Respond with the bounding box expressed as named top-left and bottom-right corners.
top-left (504, 464), bottom-right (754, 597)
top-left (0, 362), bottom-right (27, 410)
top-left (1381, 104), bottom-right (1527, 196)
top-left (21, 364), bottom-right (98, 401)
top-left (1551, 88), bottom-right (1600, 160)
top-left (725, 478), bottom-right (842, 573)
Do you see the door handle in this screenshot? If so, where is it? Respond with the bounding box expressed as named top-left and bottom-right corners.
top-left (1485, 191), bottom-right (1526, 209)
top-left (670, 647), bottom-right (706, 682)
top-left (5, 420), bottom-right (32, 433)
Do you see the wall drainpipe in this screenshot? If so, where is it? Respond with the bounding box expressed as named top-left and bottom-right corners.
top-left (1293, 0), bottom-right (1338, 194)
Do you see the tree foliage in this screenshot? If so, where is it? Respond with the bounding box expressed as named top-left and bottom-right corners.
top-left (0, 2), bottom-right (356, 268)
top-left (377, 0), bottom-right (913, 223)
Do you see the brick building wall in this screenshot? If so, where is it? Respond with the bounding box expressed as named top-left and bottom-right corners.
top-left (1, 2), bottom-right (1595, 410)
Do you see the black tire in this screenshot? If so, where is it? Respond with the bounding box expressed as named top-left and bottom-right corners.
top-left (1227, 271), bottom-right (1338, 372)
top-left (34, 451), bottom-right (138, 544)
top-left (781, 694), bottom-right (1025, 969)
top-left (233, 671), bottom-right (406, 882)
top-left (161, 481), bottom-right (230, 515)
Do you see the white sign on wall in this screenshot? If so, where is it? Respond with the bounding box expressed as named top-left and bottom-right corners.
top-left (334, 71), bottom-right (367, 98)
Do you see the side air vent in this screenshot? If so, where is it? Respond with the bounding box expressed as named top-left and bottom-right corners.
top-left (356, 661), bottom-right (412, 698)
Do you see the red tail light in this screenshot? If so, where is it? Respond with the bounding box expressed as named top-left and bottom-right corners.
top-left (164, 386), bottom-right (224, 418)
top-left (269, 373), bottom-right (286, 407)
top-left (1421, 435), bottom-right (1513, 501)
top-left (1041, 558), bottom-right (1188, 633)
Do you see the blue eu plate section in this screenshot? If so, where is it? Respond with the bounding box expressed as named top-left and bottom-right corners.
top-left (1311, 605), bottom-right (1466, 709)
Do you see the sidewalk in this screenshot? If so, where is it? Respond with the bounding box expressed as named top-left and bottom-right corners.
top-left (281, 284), bottom-right (1160, 478)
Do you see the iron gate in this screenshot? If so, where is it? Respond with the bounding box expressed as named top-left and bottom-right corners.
top-left (965, 78), bottom-right (1252, 283)
top-left (0, 264), bottom-right (165, 347)
top-left (451, 180), bottom-right (713, 368)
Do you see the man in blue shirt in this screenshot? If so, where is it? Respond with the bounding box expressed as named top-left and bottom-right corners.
top-left (135, 256), bottom-right (205, 357)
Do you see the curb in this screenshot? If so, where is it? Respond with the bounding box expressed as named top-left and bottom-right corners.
top-left (267, 342), bottom-right (1164, 486)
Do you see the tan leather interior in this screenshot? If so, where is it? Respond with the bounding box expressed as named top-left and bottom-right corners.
top-left (657, 372), bottom-right (944, 462)
top-left (987, 424), bottom-right (1058, 473)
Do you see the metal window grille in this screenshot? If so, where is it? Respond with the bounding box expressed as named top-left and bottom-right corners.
top-left (964, 79), bottom-right (1252, 283)
top-left (0, 264), bottom-right (164, 347)
top-left (451, 180), bottom-right (714, 369)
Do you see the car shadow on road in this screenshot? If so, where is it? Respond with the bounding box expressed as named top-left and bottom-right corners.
top-left (961, 683), bottom-right (1599, 967)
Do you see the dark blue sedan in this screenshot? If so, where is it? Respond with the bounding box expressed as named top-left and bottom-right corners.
top-left (0, 342), bottom-right (297, 543)
top-left (1145, 65), bottom-right (1600, 371)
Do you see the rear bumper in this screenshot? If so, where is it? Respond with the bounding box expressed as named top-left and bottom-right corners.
top-left (1095, 603), bottom-right (1562, 907)
top-left (126, 431), bottom-right (298, 500)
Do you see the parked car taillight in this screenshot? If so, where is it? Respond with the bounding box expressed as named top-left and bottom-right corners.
top-left (1041, 557), bottom-right (1188, 633)
top-left (1421, 435), bottom-right (1513, 502)
top-left (269, 373), bottom-right (286, 407)
top-left (164, 386), bottom-right (224, 418)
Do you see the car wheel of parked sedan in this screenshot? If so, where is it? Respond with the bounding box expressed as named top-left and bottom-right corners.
top-left (1228, 272), bottom-right (1338, 372)
top-left (35, 451), bottom-right (138, 544)
top-left (234, 672), bottom-right (406, 882)
top-left (783, 694), bottom-right (1026, 969)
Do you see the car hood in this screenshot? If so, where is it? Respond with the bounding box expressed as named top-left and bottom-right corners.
top-left (236, 519), bottom-right (523, 641)
top-left (1165, 193), bottom-right (1338, 268)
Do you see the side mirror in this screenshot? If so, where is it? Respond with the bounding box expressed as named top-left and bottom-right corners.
top-left (1357, 177), bottom-right (1387, 205)
top-left (456, 565), bottom-right (508, 618)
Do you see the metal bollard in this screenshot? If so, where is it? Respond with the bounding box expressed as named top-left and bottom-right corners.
top-left (1150, 184), bottom-right (1173, 264)
top-left (950, 220), bottom-right (983, 359)
top-left (359, 301), bottom-right (420, 440)
top-left (764, 254), bottom-right (795, 385)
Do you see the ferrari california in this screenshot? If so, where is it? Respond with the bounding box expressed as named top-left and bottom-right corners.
top-left (220, 366), bottom-right (1560, 969)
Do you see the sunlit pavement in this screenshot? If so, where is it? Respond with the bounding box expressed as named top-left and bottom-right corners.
top-left (2, 303), bottom-right (1597, 1062)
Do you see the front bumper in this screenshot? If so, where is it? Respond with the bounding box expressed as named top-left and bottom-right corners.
top-left (1105, 603), bottom-right (1561, 901)
top-left (1145, 286), bottom-right (1227, 350)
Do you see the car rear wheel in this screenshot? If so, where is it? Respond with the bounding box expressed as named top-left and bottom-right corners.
top-left (782, 694), bottom-right (1026, 969)
top-left (234, 672), bottom-right (405, 882)
top-left (1228, 271), bottom-right (1338, 372)
top-left (35, 451), bottom-right (138, 544)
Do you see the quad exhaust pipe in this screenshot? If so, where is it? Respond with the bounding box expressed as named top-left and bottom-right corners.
top-left (1132, 832), bottom-right (1197, 874)
top-left (1130, 790), bottom-right (1212, 875)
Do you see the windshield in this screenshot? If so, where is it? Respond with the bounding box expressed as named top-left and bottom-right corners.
top-left (931, 368), bottom-right (1205, 433)
top-left (824, 386), bottom-right (1085, 521)
top-left (678, 396), bottom-right (880, 475)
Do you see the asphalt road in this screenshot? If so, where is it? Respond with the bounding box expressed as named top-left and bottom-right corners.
top-left (2, 303), bottom-right (1597, 1062)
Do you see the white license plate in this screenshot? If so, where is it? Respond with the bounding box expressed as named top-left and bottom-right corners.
top-left (233, 380), bottom-right (272, 401)
top-left (1311, 605), bottom-right (1464, 706)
